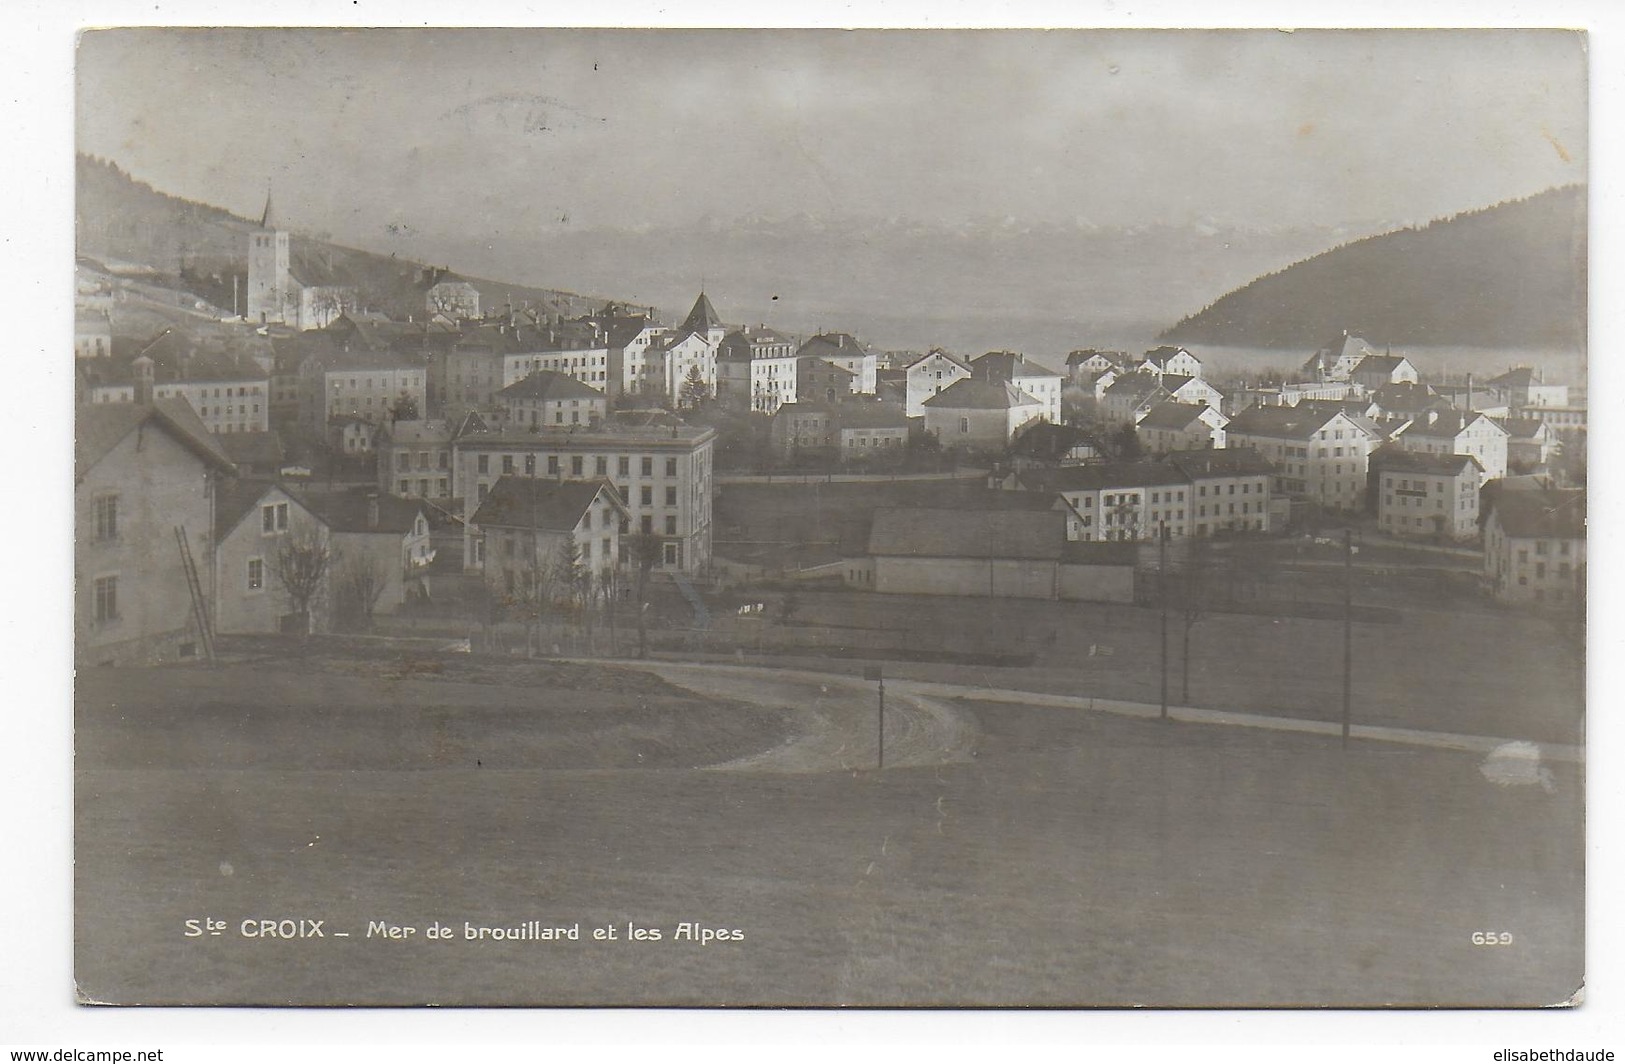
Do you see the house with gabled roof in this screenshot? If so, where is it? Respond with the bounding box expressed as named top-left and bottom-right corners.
top-left (1100, 374), bottom-right (1171, 428)
top-left (922, 378), bottom-right (1044, 451)
top-left (1302, 331), bottom-right (1381, 383)
top-left (77, 399), bottom-right (238, 665)
top-left (497, 370), bottom-right (608, 431)
top-left (970, 351), bottom-right (1064, 424)
top-left (1497, 417), bottom-right (1557, 472)
top-left (1066, 348), bottom-right (1129, 384)
top-left (1350, 353), bottom-right (1419, 391)
top-left (798, 332), bottom-right (878, 395)
top-left (298, 488), bottom-right (436, 619)
top-left (1137, 345), bottom-right (1204, 380)
top-left (1391, 409), bottom-right (1509, 482)
top-left (796, 357), bottom-right (858, 404)
top-left (1481, 481), bottom-right (1585, 606)
top-left (1136, 401), bottom-right (1227, 454)
top-left (1225, 405), bottom-right (1384, 511)
top-left (213, 479), bottom-right (330, 635)
top-left (867, 507), bottom-right (1067, 600)
top-left (1012, 461), bottom-right (1193, 542)
top-left (717, 326), bottom-right (799, 413)
top-left (904, 349), bottom-right (972, 417)
top-left (1488, 366), bottom-right (1569, 411)
top-left (469, 476), bottom-right (629, 599)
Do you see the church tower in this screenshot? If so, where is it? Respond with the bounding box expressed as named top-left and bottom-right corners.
top-left (245, 187), bottom-right (290, 324)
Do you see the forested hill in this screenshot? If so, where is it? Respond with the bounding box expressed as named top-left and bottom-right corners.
top-left (1159, 186), bottom-right (1586, 350)
top-left (75, 155), bottom-right (608, 322)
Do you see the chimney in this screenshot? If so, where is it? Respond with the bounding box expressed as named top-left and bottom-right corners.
top-left (1465, 373), bottom-right (1474, 413)
top-left (1427, 409), bottom-right (1440, 427)
top-left (366, 492), bottom-right (380, 530)
top-left (133, 355), bottom-right (155, 405)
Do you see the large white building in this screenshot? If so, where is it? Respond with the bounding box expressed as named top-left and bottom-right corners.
top-left (717, 326), bottom-right (798, 413)
top-left (904, 349), bottom-right (972, 418)
top-left (1225, 405), bottom-right (1384, 512)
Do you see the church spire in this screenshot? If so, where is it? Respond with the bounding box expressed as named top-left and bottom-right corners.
top-left (259, 182), bottom-right (276, 230)
top-left (680, 291), bottom-right (722, 337)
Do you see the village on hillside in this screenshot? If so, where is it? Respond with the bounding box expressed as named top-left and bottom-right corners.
top-left (75, 185), bottom-right (1586, 672)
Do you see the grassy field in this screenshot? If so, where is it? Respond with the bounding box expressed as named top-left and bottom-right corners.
top-left (75, 652), bottom-right (1581, 1007)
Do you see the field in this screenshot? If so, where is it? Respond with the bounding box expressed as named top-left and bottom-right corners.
top-left (76, 649), bottom-right (1582, 1007)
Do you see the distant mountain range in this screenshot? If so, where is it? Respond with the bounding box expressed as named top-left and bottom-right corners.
top-left (1159, 186), bottom-right (1586, 350)
top-left (75, 156), bottom-right (612, 329)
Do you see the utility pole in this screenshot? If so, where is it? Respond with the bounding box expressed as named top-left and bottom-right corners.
top-left (1159, 521), bottom-right (1169, 721)
top-left (1342, 526), bottom-right (1353, 748)
top-left (866, 665), bottom-right (885, 769)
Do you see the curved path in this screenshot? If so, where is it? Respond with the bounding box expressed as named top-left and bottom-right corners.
top-left (616, 661), bottom-right (980, 774)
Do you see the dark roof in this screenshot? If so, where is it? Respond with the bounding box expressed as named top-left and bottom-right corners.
top-left (1008, 421), bottom-right (1097, 460)
top-left (1400, 410), bottom-right (1508, 440)
top-left (1226, 404), bottom-right (1357, 441)
top-left (972, 350), bottom-right (1061, 381)
top-left (1353, 354), bottom-right (1411, 375)
top-left (868, 507), bottom-right (1065, 561)
top-left (213, 478), bottom-right (308, 540)
top-left (1066, 348), bottom-right (1126, 367)
top-left (1369, 444), bottom-right (1482, 477)
top-left (1484, 484), bottom-right (1585, 539)
top-left (469, 476), bottom-right (622, 532)
top-left (1496, 417), bottom-right (1550, 440)
top-left (1372, 381), bottom-right (1444, 413)
top-left (798, 333), bottom-right (870, 360)
top-left (497, 371), bottom-right (605, 403)
top-left (679, 293), bottom-right (723, 337)
top-left (922, 378), bottom-right (1042, 411)
top-left (1103, 375), bottom-right (1168, 399)
top-left (798, 356), bottom-right (857, 378)
top-left (1165, 448), bottom-right (1275, 480)
top-left (601, 315), bottom-right (658, 349)
top-left (1488, 367), bottom-right (1539, 389)
top-left (216, 430), bottom-right (285, 469)
top-left (259, 189), bottom-right (275, 229)
top-left (1137, 401), bottom-right (1217, 431)
top-left (75, 399), bottom-right (236, 482)
top-left (297, 489), bottom-right (429, 535)
top-left (1017, 460), bottom-right (1188, 494)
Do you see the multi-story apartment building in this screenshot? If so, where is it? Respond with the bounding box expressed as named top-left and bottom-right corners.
top-left (1015, 461), bottom-right (1193, 542)
top-left (376, 419), bottom-right (457, 500)
top-left (82, 353), bottom-right (272, 435)
top-left (300, 347), bottom-right (428, 438)
top-left (1392, 410), bottom-right (1509, 482)
top-left (1137, 345), bottom-right (1205, 380)
top-left (717, 327), bottom-right (799, 413)
top-left (1481, 482), bottom-right (1585, 607)
top-left (1225, 405), bottom-right (1384, 512)
top-left (970, 351), bottom-right (1064, 425)
top-left (797, 332), bottom-right (878, 395)
top-left (1369, 445), bottom-right (1483, 540)
top-left (497, 371), bottom-right (608, 431)
top-left (452, 422), bottom-right (716, 572)
top-left (1136, 401), bottom-right (1227, 454)
top-left (1166, 449), bottom-right (1275, 537)
top-left (470, 477), bottom-right (629, 599)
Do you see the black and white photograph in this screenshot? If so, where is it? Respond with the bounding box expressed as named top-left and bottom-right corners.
top-left (50, 14), bottom-right (1598, 1023)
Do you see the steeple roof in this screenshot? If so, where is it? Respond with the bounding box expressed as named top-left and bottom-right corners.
top-left (680, 292), bottom-right (722, 336)
top-left (259, 187), bottom-right (276, 230)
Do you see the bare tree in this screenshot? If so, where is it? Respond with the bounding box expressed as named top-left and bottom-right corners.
top-left (625, 533), bottom-right (664, 659)
top-left (336, 548), bottom-right (391, 631)
top-left (272, 526), bottom-right (335, 634)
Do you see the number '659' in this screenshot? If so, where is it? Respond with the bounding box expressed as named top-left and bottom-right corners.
top-left (1472, 931), bottom-right (1514, 946)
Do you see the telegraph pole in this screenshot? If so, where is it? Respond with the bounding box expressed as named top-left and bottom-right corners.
top-left (866, 665), bottom-right (885, 769)
top-left (1159, 521), bottom-right (1169, 721)
top-left (1342, 527), bottom-right (1353, 748)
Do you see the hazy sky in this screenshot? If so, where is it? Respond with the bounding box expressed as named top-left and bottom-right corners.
top-left (77, 28), bottom-right (1586, 252)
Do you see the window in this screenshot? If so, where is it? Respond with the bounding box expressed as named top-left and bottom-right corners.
top-left (640, 486), bottom-right (653, 506)
top-left (572, 456), bottom-right (584, 477)
top-left (618, 456), bottom-right (630, 476)
top-left (641, 457), bottom-right (653, 477)
top-left (665, 486), bottom-right (678, 506)
top-left (502, 455), bottom-right (515, 474)
top-left (399, 479), bottom-right (410, 494)
top-left (397, 452), bottom-right (410, 471)
top-left (665, 516), bottom-right (677, 535)
top-left (666, 458), bottom-right (678, 477)
top-left (641, 515), bottom-right (653, 535)
top-left (93, 575), bottom-right (118, 623)
top-left (663, 542), bottom-right (680, 566)
top-left (417, 451), bottom-right (430, 471)
top-left (525, 454), bottom-right (536, 475)
top-left (547, 456), bottom-right (559, 475)
top-left (93, 495), bottom-right (118, 541)
top-left (960, 417), bottom-right (970, 434)
top-left (596, 457), bottom-right (608, 476)
top-left (261, 502), bottom-right (289, 533)
top-left (478, 454), bottom-right (490, 474)
top-left (247, 558), bottom-right (264, 591)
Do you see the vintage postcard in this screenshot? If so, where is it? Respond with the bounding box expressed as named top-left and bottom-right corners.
top-left (71, 27), bottom-right (1586, 1007)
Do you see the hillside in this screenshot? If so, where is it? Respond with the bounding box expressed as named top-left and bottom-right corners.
top-left (75, 155), bottom-right (610, 328)
top-left (1159, 187), bottom-right (1587, 350)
